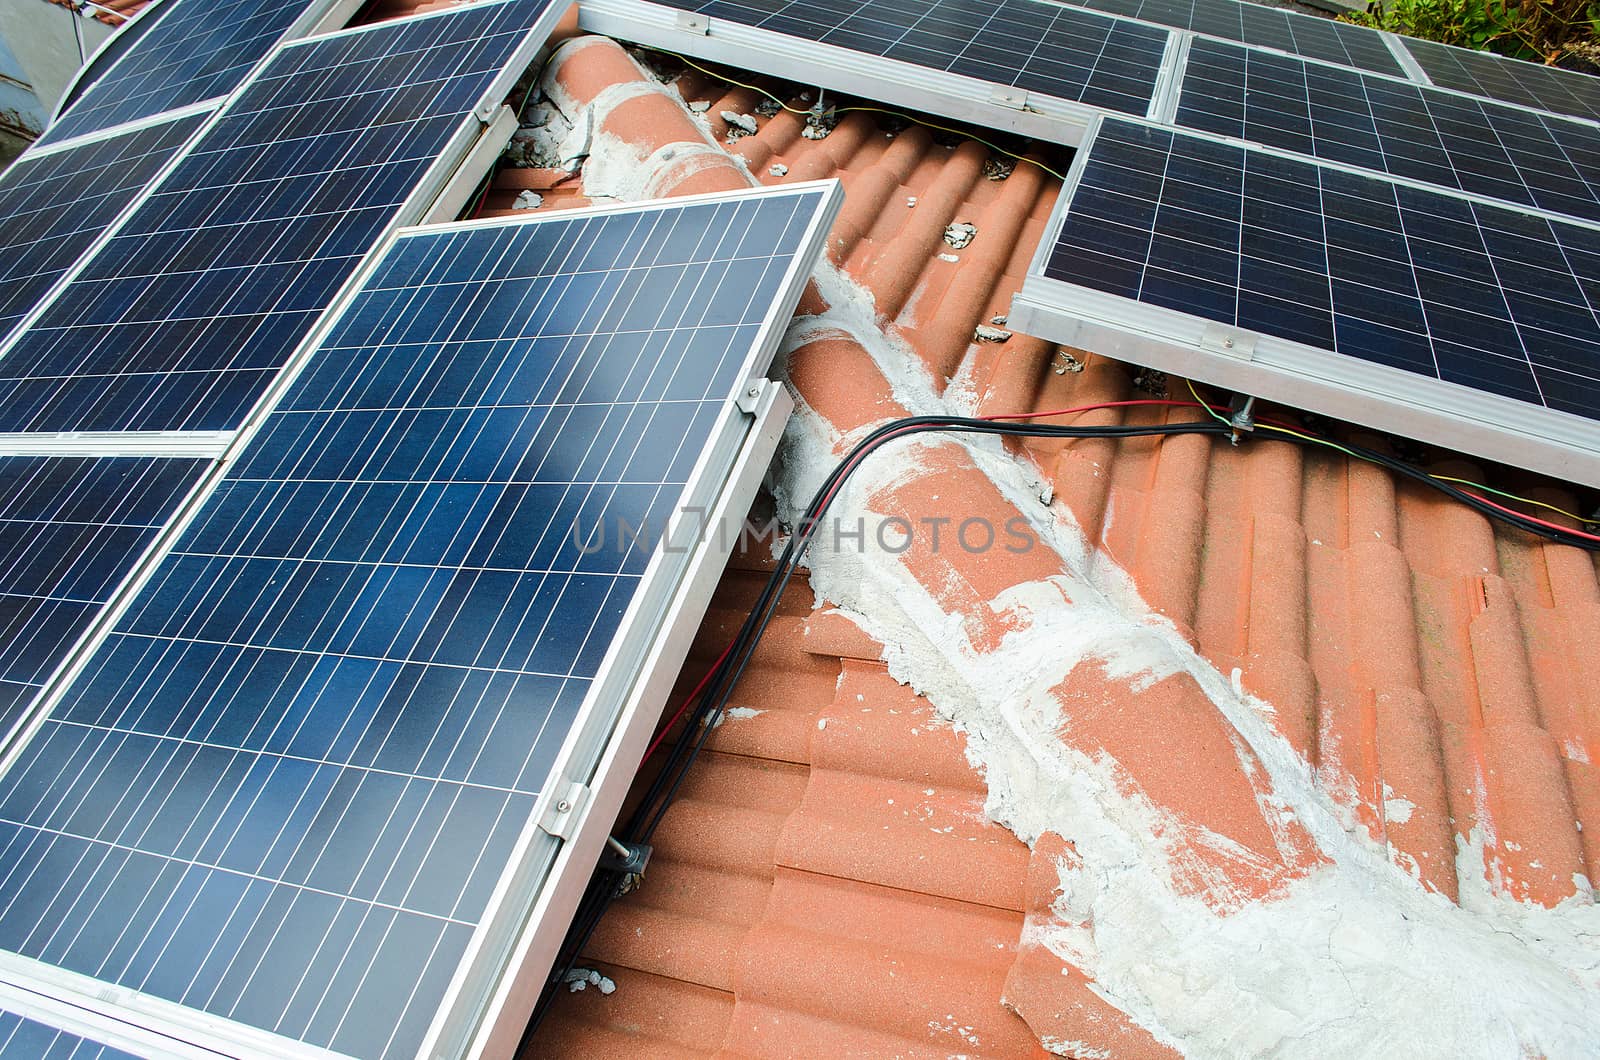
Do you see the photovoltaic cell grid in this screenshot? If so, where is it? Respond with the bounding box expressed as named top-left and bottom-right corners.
top-left (1405, 36), bottom-right (1600, 125)
top-left (0, 456), bottom-right (203, 754)
top-left (1176, 39), bottom-right (1600, 225)
top-left (0, 112), bottom-right (204, 348)
top-left (0, 1010), bottom-right (137, 1060)
top-left (0, 188), bottom-right (829, 1060)
top-left (42, 0), bottom-right (314, 148)
top-left (665, 0), bottom-right (1171, 116)
top-left (0, 0), bottom-right (552, 437)
top-left (1059, 0), bottom-right (1404, 76)
top-left (1046, 119), bottom-right (1600, 419)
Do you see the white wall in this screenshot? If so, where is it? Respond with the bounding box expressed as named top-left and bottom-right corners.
top-left (0, 0), bottom-right (113, 118)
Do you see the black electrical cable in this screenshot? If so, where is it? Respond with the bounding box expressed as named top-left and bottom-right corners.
top-left (524, 410), bottom-right (1599, 1042)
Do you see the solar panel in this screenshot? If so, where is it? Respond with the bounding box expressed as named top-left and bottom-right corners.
top-left (0, 111), bottom-right (205, 348)
top-left (1011, 117), bottom-right (1600, 486)
top-left (0, 455), bottom-right (204, 751)
top-left (0, 0), bottom-right (561, 437)
top-left (0, 182), bottom-right (839, 1060)
top-left (584, 0), bottom-right (1174, 130)
top-left (41, 0), bottom-right (331, 148)
top-left (1405, 36), bottom-right (1600, 125)
top-left (1062, 0), bottom-right (1405, 76)
top-left (0, 1009), bottom-right (137, 1060)
top-left (1175, 38), bottom-right (1600, 225)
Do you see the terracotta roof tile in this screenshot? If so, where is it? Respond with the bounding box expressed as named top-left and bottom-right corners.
top-left (512, 33), bottom-right (1600, 1057)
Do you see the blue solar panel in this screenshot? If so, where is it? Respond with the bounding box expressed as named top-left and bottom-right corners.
top-left (0, 185), bottom-right (832, 1059)
top-left (42, 0), bottom-right (316, 148)
top-left (1058, 0), bottom-right (1404, 76)
top-left (0, 1009), bottom-right (138, 1060)
top-left (0, 0), bottom-right (558, 436)
top-left (1043, 118), bottom-right (1600, 419)
top-left (0, 455), bottom-right (203, 750)
top-left (0, 112), bottom-right (204, 347)
top-left (651, 0), bottom-right (1172, 118)
top-left (1176, 38), bottom-right (1600, 225)
top-left (1405, 36), bottom-right (1600, 125)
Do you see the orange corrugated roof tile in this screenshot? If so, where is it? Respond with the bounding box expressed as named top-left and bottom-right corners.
top-left (516, 32), bottom-right (1600, 1058)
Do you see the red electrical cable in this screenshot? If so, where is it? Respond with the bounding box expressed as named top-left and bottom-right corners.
top-left (1456, 490), bottom-right (1600, 543)
top-left (642, 638), bottom-right (737, 761)
top-left (981, 397), bottom-right (1215, 421)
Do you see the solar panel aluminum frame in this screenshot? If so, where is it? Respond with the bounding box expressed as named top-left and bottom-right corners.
top-left (0, 433), bottom-right (232, 458)
top-left (0, 980), bottom-right (233, 1060)
top-left (1380, 30), bottom-right (1429, 84)
top-left (0, 0), bottom-right (567, 409)
top-left (0, 180), bottom-right (842, 1060)
top-left (1008, 116), bottom-right (1600, 489)
top-left (577, 0), bottom-right (1182, 146)
top-left (48, 0), bottom-right (362, 136)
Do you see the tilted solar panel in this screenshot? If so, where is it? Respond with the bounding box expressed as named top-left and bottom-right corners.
top-left (0, 1008), bottom-right (138, 1060)
top-left (0, 455), bottom-right (204, 751)
top-left (1176, 38), bottom-right (1600, 225)
top-left (1011, 117), bottom-right (1600, 486)
top-left (1405, 37), bottom-right (1600, 126)
top-left (1062, 0), bottom-right (1405, 77)
top-left (0, 0), bottom-right (561, 436)
top-left (42, 0), bottom-right (327, 148)
top-left (584, 0), bottom-right (1173, 132)
top-left (0, 111), bottom-right (205, 348)
top-left (0, 183), bottom-right (839, 1059)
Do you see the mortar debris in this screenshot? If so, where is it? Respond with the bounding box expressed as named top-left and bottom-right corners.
top-left (943, 222), bottom-right (977, 249)
top-left (984, 156), bottom-right (1016, 180)
top-left (1054, 349), bottom-right (1085, 375)
top-left (720, 110), bottom-right (758, 138)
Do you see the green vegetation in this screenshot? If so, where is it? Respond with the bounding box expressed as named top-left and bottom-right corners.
top-left (1344, 0), bottom-right (1600, 69)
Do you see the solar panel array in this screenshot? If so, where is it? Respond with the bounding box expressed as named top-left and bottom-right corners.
top-left (1061, 0), bottom-right (1405, 76)
top-left (1404, 36), bottom-right (1600, 124)
top-left (667, 0), bottom-right (1173, 116)
top-left (0, 1010), bottom-right (137, 1060)
top-left (0, 0), bottom-right (548, 436)
top-left (1175, 38), bottom-right (1600, 225)
top-left (42, 0), bottom-right (317, 148)
top-left (0, 455), bottom-right (204, 749)
top-left (1044, 119), bottom-right (1600, 418)
top-left (0, 112), bottom-right (205, 347)
top-left (0, 186), bottom-right (829, 1059)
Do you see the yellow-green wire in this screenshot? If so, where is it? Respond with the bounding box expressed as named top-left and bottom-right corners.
top-left (1185, 378), bottom-right (1587, 524)
top-left (1185, 376), bottom-right (1233, 429)
top-left (1430, 475), bottom-right (1588, 524)
top-left (648, 47), bottom-right (1067, 181)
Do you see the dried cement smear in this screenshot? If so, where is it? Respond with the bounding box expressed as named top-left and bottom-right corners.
top-left (772, 265), bottom-right (1600, 1060)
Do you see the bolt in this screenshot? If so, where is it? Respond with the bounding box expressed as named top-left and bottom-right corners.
top-left (556, 799), bottom-right (571, 813)
top-left (1222, 337), bottom-right (1234, 349)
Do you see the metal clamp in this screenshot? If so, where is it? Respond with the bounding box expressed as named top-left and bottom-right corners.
top-left (675, 10), bottom-right (710, 34)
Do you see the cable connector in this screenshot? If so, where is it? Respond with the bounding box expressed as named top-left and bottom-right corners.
top-left (601, 837), bottom-right (652, 895)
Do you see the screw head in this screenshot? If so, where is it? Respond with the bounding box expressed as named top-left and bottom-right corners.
top-left (556, 799), bottom-right (571, 813)
top-left (1222, 337), bottom-right (1235, 349)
